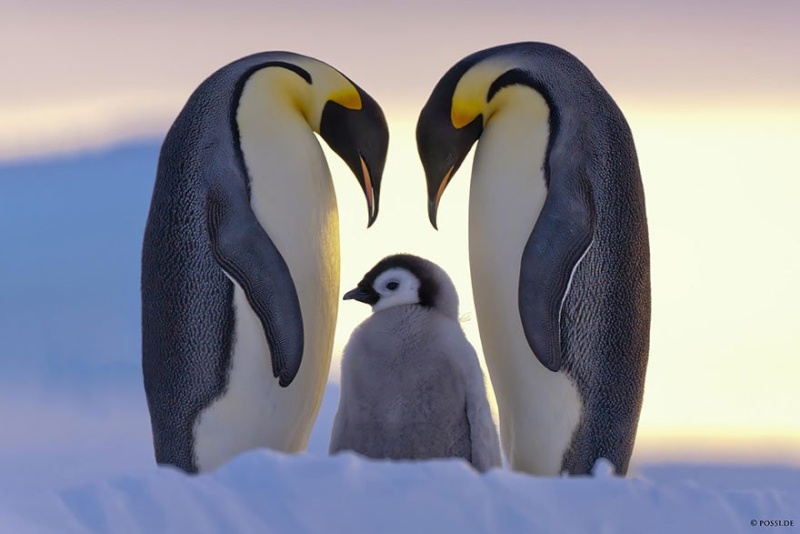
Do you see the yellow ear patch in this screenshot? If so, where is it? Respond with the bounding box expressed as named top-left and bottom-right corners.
top-left (329, 88), bottom-right (362, 110)
top-left (451, 98), bottom-right (483, 129)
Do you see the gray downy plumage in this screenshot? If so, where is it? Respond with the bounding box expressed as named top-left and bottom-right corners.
top-left (330, 254), bottom-right (502, 472)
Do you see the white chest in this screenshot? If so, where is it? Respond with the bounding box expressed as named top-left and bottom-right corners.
top-left (468, 87), bottom-right (583, 475)
top-left (193, 80), bottom-right (339, 472)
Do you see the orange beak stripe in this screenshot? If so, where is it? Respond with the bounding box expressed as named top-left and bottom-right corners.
top-left (360, 155), bottom-right (375, 219)
top-left (434, 166), bottom-right (455, 214)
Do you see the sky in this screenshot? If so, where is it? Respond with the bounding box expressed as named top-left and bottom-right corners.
top-left (2, 0), bottom-right (798, 159)
top-left (1, 0), bottom-right (798, 465)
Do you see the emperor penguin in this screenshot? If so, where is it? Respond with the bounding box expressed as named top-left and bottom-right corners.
top-left (141, 52), bottom-right (389, 473)
top-left (416, 42), bottom-right (650, 476)
top-left (330, 254), bottom-right (502, 472)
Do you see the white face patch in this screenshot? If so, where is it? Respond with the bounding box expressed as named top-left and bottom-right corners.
top-left (371, 268), bottom-right (421, 313)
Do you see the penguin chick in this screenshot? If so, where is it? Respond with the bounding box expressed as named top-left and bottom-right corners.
top-left (329, 254), bottom-right (502, 472)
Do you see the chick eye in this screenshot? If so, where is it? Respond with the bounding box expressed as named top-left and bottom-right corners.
top-left (386, 281), bottom-right (399, 291)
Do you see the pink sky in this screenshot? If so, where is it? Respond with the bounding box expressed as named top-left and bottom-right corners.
top-left (2, 0), bottom-right (798, 113)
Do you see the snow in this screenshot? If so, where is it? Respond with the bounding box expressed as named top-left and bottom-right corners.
top-left (0, 382), bottom-right (797, 534)
top-left (1, 449), bottom-right (797, 534)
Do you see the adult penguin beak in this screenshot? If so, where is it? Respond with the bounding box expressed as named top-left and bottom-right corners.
top-left (319, 88), bottom-right (388, 228)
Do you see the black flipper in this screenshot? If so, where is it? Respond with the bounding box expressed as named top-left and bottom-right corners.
top-left (518, 174), bottom-right (595, 372)
top-left (206, 180), bottom-right (304, 387)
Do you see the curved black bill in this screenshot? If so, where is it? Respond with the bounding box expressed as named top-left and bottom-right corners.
top-left (428, 199), bottom-right (439, 230)
top-left (426, 165), bottom-right (454, 230)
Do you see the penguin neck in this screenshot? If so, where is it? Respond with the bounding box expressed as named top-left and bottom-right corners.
top-left (237, 66), bottom-right (320, 135)
top-left (235, 67), bottom-right (329, 200)
top-left (470, 85), bottom-right (550, 246)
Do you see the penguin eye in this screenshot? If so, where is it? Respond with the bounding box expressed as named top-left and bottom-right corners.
top-left (386, 281), bottom-right (399, 291)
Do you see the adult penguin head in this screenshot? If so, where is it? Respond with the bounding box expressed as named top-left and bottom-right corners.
top-left (297, 59), bottom-right (388, 227)
top-left (417, 48), bottom-right (538, 229)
